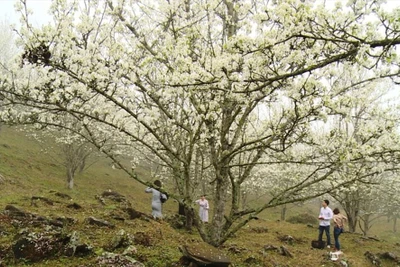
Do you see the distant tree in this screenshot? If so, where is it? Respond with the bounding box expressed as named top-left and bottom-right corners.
top-left (2, 0), bottom-right (400, 246)
top-left (0, 19), bottom-right (18, 132)
top-left (379, 175), bottom-right (400, 233)
top-left (327, 80), bottom-right (400, 233)
top-left (62, 142), bottom-right (92, 189)
top-left (28, 126), bottom-right (96, 190)
top-left (357, 188), bottom-right (384, 236)
top-left (339, 171), bottom-right (399, 236)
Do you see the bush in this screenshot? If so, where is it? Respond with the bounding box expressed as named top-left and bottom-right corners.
top-left (287, 213), bottom-right (317, 225)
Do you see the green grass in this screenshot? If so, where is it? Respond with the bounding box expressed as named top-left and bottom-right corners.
top-left (0, 125), bottom-right (400, 267)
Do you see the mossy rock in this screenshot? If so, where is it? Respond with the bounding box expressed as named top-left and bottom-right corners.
top-left (180, 243), bottom-right (231, 266)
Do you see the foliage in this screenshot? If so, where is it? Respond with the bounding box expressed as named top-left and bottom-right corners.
top-left (287, 213), bottom-right (317, 225)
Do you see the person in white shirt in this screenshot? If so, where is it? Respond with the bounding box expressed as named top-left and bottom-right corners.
top-left (318, 199), bottom-right (333, 248)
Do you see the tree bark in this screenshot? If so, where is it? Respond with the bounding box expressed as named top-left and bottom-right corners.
top-left (360, 214), bottom-right (371, 236)
top-left (184, 206), bottom-right (195, 230)
top-left (67, 168), bottom-right (74, 190)
top-left (281, 204), bottom-right (287, 221)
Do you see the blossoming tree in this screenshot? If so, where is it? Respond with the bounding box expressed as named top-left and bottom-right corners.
top-left (1, 0), bottom-right (400, 246)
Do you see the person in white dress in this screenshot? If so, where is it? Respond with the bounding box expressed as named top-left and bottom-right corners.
top-left (195, 195), bottom-right (209, 223)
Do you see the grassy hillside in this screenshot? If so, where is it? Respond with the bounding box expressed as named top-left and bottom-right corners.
top-left (0, 125), bottom-right (163, 213)
top-left (0, 126), bottom-right (400, 267)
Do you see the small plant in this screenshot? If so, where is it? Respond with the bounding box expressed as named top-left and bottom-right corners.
top-left (287, 213), bottom-right (317, 225)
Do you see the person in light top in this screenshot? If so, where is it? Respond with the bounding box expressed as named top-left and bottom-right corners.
top-left (318, 199), bottom-right (333, 248)
top-left (195, 195), bottom-right (209, 223)
top-left (332, 208), bottom-right (347, 252)
top-left (145, 180), bottom-right (167, 219)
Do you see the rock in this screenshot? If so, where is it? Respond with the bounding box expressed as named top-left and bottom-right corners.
top-left (101, 190), bottom-right (128, 203)
top-left (124, 207), bottom-right (145, 220)
top-left (278, 234), bottom-right (295, 244)
top-left (0, 174), bottom-right (6, 184)
top-left (164, 214), bottom-right (186, 229)
top-left (280, 245), bottom-right (293, 258)
top-left (54, 192), bottom-right (72, 200)
top-left (66, 202), bottom-right (83, 210)
top-left (65, 243), bottom-right (92, 257)
top-left (250, 226), bottom-right (268, 233)
top-left (378, 252), bottom-right (399, 263)
top-left (365, 251), bottom-right (381, 266)
top-left (95, 195), bottom-right (107, 206)
top-left (179, 243), bottom-right (231, 267)
top-left (227, 244), bottom-right (247, 254)
top-left (263, 244), bottom-right (279, 251)
top-left (122, 245), bottom-right (138, 256)
top-left (244, 256), bottom-right (261, 265)
top-left (87, 217), bottom-right (115, 228)
top-left (12, 232), bottom-right (64, 262)
top-left (0, 244), bottom-right (11, 266)
top-left (362, 236), bottom-right (381, 242)
top-left (0, 225), bottom-right (9, 236)
top-left (107, 230), bottom-right (134, 251)
top-left (96, 252), bottom-right (145, 267)
top-left (31, 196), bottom-right (54, 206)
top-left (179, 256), bottom-right (191, 265)
top-left (4, 205), bottom-right (76, 229)
top-left (48, 219), bottom-right (64, 228)
top-left (133, 232), bottom-right (153, 247)
top-left (4, 205), bottom-right (31, 219)
top-left (54, 216), bottom-right (77, 225)
top-left (64, 231), bottom-right (93, 257)
top-left (12, 230), bottom-right (92, 262)
top-left (278, 234), bottom-right (304, 245)
top-left (4, 205), bottom-right (47, 227)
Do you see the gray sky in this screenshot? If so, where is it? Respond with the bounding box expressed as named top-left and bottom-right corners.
top-left (0, 0), bottom-right (52, 26)
top-left (1, 0), bottom-right (400, 27)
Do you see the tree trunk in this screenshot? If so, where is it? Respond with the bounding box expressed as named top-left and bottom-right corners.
top-left (178, 201), bottom-right (195, 230)
top-left (342, 199), bottom-right (359, 233)
top-left (184, 206), bottom-right (195, 229)
top-left (67, 168), bottom-right (74, 189)
top-left (360, 214), bottom-right (371, 236)
top-left (179, 203), bottom-right (185, 216)
top-left (393, 217), bottom-right (397, 233)
top-left (281, 204), bottom-right (287, 221)
top-left (347, 213), bottom-right (358, 233)
top-left (240, 191), bottom-right (248, 210)
top-left (208, 173), bottom-right (229, 246)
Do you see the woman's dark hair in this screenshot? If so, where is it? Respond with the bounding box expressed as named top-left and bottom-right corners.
top-left (333, 208), bottom-right (340, 215)
top-left (153, 180), bottom-right (162, 187)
